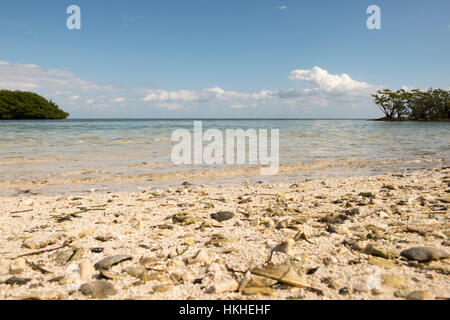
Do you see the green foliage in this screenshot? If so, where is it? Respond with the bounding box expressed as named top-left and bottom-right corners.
top-left (372, 88), bottom-right (450, 121)
top-left (0, 90), bottom-right (69, 120)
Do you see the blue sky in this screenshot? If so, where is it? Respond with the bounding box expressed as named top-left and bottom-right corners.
top-left (0, 0), bottom-right (449, 118)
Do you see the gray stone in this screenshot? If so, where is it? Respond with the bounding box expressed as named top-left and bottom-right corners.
top-left (211, 211), bottom-right (234, 222)
top-left (400, 247), bottom-right (449, 262)
top-left (80, 281), bottom-right (117, 299)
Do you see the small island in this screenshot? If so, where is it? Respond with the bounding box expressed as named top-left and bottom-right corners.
top-left (0, 90), bottom-right (69, 120)
top-left (372, 88), bottom-right (449, 121)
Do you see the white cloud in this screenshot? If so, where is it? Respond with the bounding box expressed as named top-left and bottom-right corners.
top-left (275, 6), bottom-right (288, 10)
top-left (142, 87), bottom-right (274, 106)
top-left (0, 60), bottom-right (383, 117)
top-left (289, 66), bottom-right (373, 94)
top-left (0, 60), bottom-right (117, 94)
top-left (141, 66), bottom-right (378, 110)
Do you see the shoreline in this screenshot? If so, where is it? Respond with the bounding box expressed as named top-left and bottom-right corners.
top-left (0, 167), bottom-right (448, 300)
top-left (0, 157), bottom-right (448, 197)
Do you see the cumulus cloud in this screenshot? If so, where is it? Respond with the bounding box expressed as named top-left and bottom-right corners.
top-left (112, 97), bottom-right (126, 103)
top-left (141, 66), bottom-right (378, 110)
top-left (289, 66), bottom-right (373, 94)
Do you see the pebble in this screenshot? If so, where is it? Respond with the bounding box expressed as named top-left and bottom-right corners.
top-left (80, 281), bottom-right (117, 299)
top-left (406, 290), bottom-right (432, 300)
top-left (400, 247), bottom-right (449, 262)
top-left (363, 244), bottom-right (397, 259)
top-left (338, 287), bottom-right (350, 295)
top-left (211, 211), bottom-right (234, 222)
top-left (5, 277), bottom-right (31, 286)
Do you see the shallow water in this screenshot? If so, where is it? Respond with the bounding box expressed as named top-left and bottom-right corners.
top-left (0, 119), bottom-right (449, 195)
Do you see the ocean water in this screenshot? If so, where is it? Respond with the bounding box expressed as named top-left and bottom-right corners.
top-left (0, 119), bottom-right (449, 194)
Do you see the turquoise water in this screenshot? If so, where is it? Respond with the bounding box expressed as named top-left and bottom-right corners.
top-left (0, 119), bottom-right (449, 187)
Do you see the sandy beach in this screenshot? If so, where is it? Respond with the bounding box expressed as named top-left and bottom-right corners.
top-left (0, 167), bottom-right (448, 300)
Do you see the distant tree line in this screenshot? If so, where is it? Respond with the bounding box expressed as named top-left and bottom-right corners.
top-left (0, 90), bottom-right (69, 120)
top-left (372, 88), bottom-right (450, 121)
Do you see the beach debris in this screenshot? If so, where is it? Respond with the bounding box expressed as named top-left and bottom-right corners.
top-left (400, 247), bottom-right (449, 262)
top-left (152, 284), bottom-right (171, 293)
top-left (171, 213), bottom-right (204, 225)
top-left (359, 192), bottom-right (376, 198)
top-left (267, 239), bottom-right (294, 262)
top-left (95, 235), bottom-right (115, 242)
top-left (182, 181), bottom-right (192, 187)
top-left (250, 263), bottom-right (307, 288)
top-left (318, 214), bottom-right (348, 225)
top-left (66, 247), bottom-right (82, 264)
top-left (206, 279), bottom-right (239, 294)
top-left (79, 260), bottom-right (94, 282)
top-left (206, 234), bottom-right (235, 247)
top-left (275, 218), bottom-right (290, 229)
top-left (211, 211), bottom-right (234, 222)
top-left (406, 290), bottom-right (432, 300)
top-left (169, 272), bottom-right (182, 283)
top-left (5, 276), bottom-right (31, 286)
top-left (94, 254), bottom-right (133, 271)
top-left (125, 266), bottom-right (149, 282)
top-left (139, 257), bottom-right (163, 269)
top-left (363, 244), bottom-right (397, 259)
top-left (345, 208), bottom-right (360, 216)
top-left (27, 260), bottom-right (52, 274)
top-left (99, 269), bottom-right (121, 280)
top-left (17, 244), bottom-right (67, 259)
top-left (80, 281), bottom-right (117, 299)
top-left (186, 249), bottom-right (211, 265)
